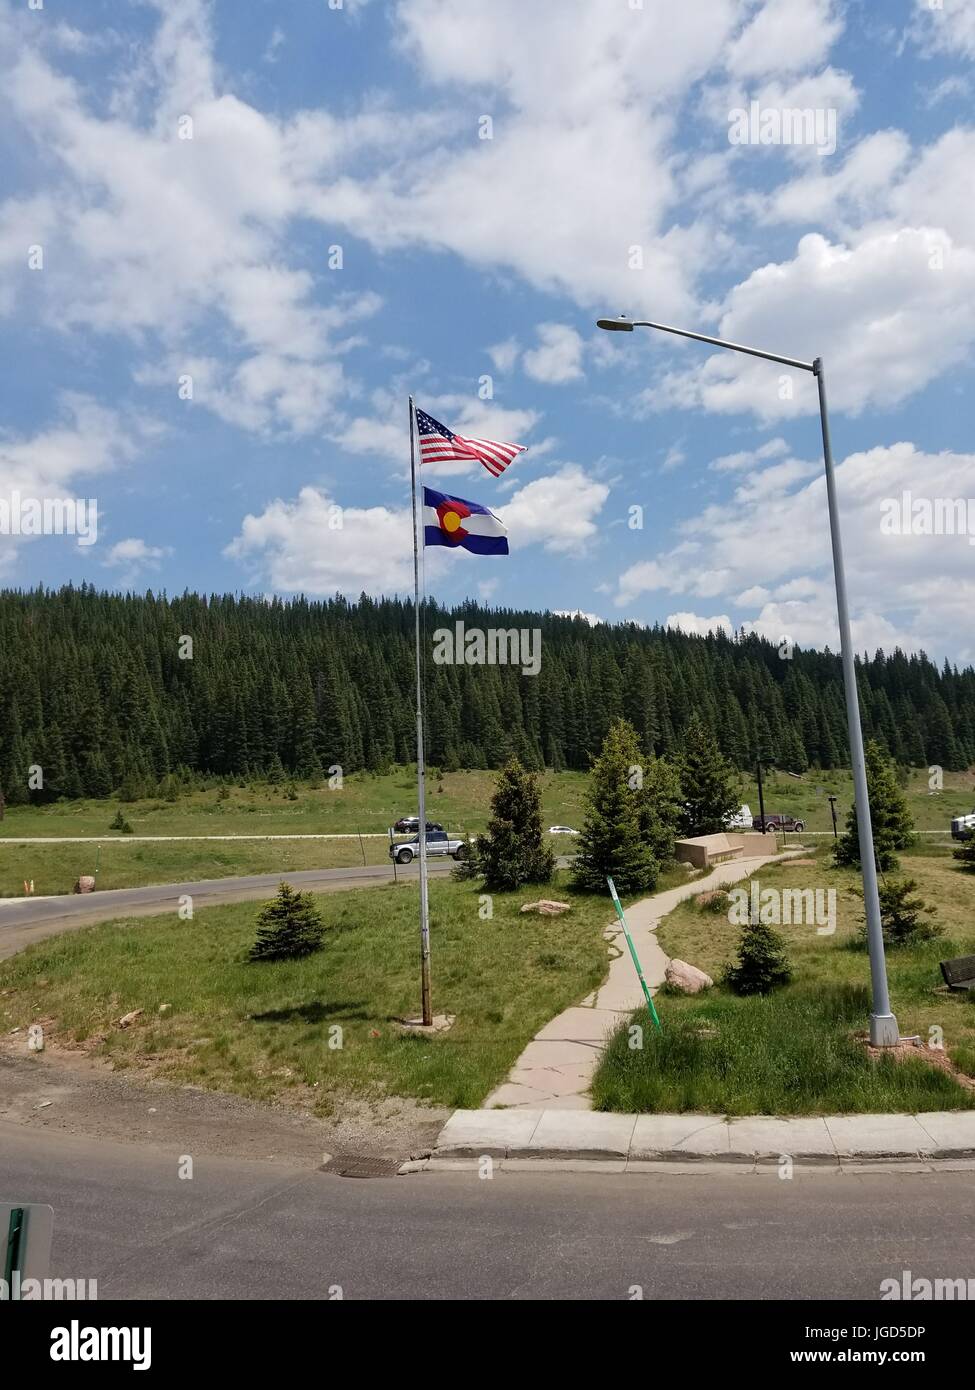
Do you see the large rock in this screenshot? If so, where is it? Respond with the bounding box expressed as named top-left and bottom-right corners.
top-left (73, 875), bottom-right (96, 894)
top-left (665, 959), bottom-right (713, 994)
top-left (520, 900), bottom-right (571, 916)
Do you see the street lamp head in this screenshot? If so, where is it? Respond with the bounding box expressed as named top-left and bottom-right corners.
top-left (596, 317), bottom-right (634, 332)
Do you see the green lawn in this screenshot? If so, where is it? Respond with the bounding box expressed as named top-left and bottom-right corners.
top-left (592, 847), bottom-right (975, 1115)
top-left (0, 836), bottom-right (393, 898)
top-left (0, 768), bottom-right (589, 840)
top-left (0, 872), bottom-right (612, 1113)
top-left (736, 765), bottom-right (974, 834)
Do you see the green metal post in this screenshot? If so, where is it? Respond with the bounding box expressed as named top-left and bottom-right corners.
top-left (607, 877), bottom-right (661, 1032)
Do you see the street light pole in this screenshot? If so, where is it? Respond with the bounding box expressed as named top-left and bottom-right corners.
top-left (814, 360), bottom-right (896, 1043)
top-left (597, 315), bottom-right (899, 1045)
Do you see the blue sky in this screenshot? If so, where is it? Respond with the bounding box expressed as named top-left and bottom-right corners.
top-left (1, 0), bottom-right (974, 661)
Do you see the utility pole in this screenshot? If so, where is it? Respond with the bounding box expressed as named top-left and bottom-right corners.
top-left (756, 753), bottom-right (768, 832)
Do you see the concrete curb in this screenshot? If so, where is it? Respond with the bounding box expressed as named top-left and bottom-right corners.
top-left (427, 1108), bottom-right (975, 1169)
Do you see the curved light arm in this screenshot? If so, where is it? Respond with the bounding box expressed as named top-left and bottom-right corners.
top-left (596, 316), bottom-right (814, 373)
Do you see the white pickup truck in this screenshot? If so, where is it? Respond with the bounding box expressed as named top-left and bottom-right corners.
top-left (389, 830), bottom-right (469, 865)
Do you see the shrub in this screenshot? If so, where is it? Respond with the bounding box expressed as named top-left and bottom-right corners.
top-left (953, 838), bottom-right (975, 874)
top-left (110, 809), bottom-right (133, 834)
top-left (858, 877), bottom-right (943, 948)
top-left (249, 882), bottom-right (326, 962)
top-left (725, 918), bottom-right (792, 995)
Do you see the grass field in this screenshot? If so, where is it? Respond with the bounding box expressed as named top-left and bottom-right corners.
top-left (0, 768), bottom-right (589, 841)
top-left (736, 765), bottom-right (975, 834)
top-left (592, 846), bottom-right (975, 1115)
top-left (0, 837), bottom-right (395, 898)
top-left (1, 763), bottom-right (970, 898)
top-left (1, 764), bottom-right (971, 842)
top-left (0, 872), bottom-right (612, 1113)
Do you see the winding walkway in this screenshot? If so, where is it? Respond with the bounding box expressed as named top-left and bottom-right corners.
top-left (485, 849), bottom-right (804, 1110)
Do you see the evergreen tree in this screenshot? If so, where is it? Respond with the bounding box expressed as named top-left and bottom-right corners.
top-left (249, 882), bottom-right (326, 962)
top-left (835, 739), bottom-right (915, 871)
top-left (479, 760), bottom-right (555, 892)
top-left (677, 713), bottom-right (739, 837)
top-left (725, 917), bottom-right (792, 995)
top-left (638, 754), bottom-right (683, 866)
top-left (573, 720), bottom-right (658, 895)
top-left (857, 877), bottom-right (942, 947)
top-left (0, 587), bottom-right (971, 793)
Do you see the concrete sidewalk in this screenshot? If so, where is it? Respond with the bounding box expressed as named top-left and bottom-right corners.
top-left (485, 848), bottom-right (805, 1110)
top-left (428, 1107), bottom-right (975, 1169)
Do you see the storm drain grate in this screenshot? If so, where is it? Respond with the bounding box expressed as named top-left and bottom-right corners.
top-left (321, 1153), bottom-right (403, 1178)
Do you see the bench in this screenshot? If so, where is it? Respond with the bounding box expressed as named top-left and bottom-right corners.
top-left (940, 956), bottom-right (975, 992)
top-left (674, 833), bottom-right (744, 870)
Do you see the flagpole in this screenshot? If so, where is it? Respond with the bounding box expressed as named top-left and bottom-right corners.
top-left (408, 395), bottom-right (433, 1026)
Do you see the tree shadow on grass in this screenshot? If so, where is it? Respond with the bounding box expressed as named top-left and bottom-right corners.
top-left (250, 1000), bottom-right (369, 1024)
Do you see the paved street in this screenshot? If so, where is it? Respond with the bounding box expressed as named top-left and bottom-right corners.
top-left (3, 1122), bottom-right (974, 1300)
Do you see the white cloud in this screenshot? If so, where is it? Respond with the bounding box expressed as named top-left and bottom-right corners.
top-left (497, 465), bottom-right (609, 556)
top-left (553, 609), bottom-right (604, 626)
top-left (909, 0), bottom-right (975, 60)
top-left (487, 338), bottom-right (520, 374)
top-left (665, 611), bottom-right (733, 638)
top-left (758, 130), bottom-right (911, 225)
top-left (0, 394), bottom-right (141, 496)
top-left (104, 537), bottom-right (171, 573)
top-left (616, 440), bottom-right (975, 661)
top-left (0, 3), bottom-right (408, 437)
top-left (0, 394), bottom-right (150, 570)
top-left (725, 0), bottom-right (843, 79)
top-left (647, 228), bottom-right (975, 421)
top-left (522, 324), bottom-right (584, 384)
top-left (710, 437), bottom-right (789, 471)
top-left (226, 487), bottom-right (417, 595)
top-left (226, 463), bottom-right (609, 593)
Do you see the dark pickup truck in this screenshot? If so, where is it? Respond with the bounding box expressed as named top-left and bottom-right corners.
top-left (753, 813), bottom-right (805, 833)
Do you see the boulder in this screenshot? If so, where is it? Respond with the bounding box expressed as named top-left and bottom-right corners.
top-left (73, 875), bottom-right (96, 894)
top-left (519, 900), bottom-right (571, 916)
top-left (117, 1009), bottom-right (144, 1029)
top-left (665, 959), bottom-right (713, 994)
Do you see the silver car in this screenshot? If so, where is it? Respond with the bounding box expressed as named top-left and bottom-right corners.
top-left (390, 830), bottom-right (468, 865)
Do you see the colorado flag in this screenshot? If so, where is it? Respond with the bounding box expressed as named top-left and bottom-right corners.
top-left (423, 487), bottom-right (509, 556)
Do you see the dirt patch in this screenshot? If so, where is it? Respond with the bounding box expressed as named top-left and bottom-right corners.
top-left (0, 1034), bottom-right (449, 1167)
top-left (858, 1033), bottom-right (975, 1092)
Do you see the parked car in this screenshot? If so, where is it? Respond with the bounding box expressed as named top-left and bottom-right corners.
top-left (389, 830), bottom-right (468, 865)
top-left (548, 825), bottom-right (580, 835)
top-left (724, 804), bottom-right (753, 830)
top-left (951, 813), bottom-right (975, 841)
top-left (392, 817), bottom-right (444, 834)
top-left (753, 812), bottom-right (805, 833)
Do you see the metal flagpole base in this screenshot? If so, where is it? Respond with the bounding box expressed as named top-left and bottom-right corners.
top-left (869, 1013), bottom-right (900, 1047)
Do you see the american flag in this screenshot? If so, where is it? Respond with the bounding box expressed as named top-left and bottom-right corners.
top-left (415, 406), bottom-right (526, 478)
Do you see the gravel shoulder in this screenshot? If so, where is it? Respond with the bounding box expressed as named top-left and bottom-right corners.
top-left (0, 1037), bottom-right (449, 1168)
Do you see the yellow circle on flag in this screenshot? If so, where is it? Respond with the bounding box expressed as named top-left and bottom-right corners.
top-left (442, 510), bottom-right (461, 533)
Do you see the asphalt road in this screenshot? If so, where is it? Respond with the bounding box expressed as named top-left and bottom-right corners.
top-left (3, 1122), bottom-right (974, 1300)
top-left (0, 861), bottom-right (454, 959)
